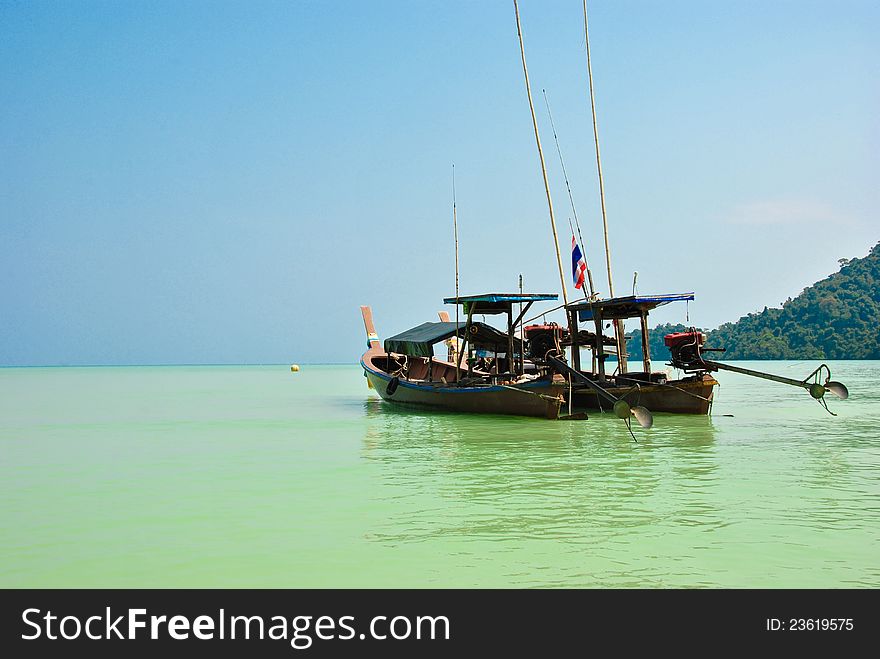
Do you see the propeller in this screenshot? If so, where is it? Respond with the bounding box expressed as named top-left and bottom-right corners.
top-left (804, 370), bottom-right (849, 416)
top-left (542, 354), bottom-right (654, 439)
top-left (808, 380), bottom-right (849, 401)
top-left (824, 381), bottom-right (849, 400)
top-left (631, 405), bottom-right (654, 429)
top-left (613, 400), bottom-right (654, 430)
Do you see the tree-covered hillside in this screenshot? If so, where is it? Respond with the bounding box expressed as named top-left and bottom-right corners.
top-left (626, 242), bottom-right (880, 362)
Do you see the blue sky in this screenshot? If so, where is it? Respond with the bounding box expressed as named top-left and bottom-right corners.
top-left (1, 0), bottom-right (877, 365)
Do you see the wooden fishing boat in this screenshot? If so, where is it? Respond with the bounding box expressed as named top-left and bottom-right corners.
top-left (360, 294), bottom-right (566, 419)
top-left (507, 3), bottom-right (848, 419)
top-left (508, 4), bottom-right (713, 418)
top-left (357, 2), bottom-right (848, 428)
top-left (567, 375), bottom-right (716, 415)
top-left (540, 291), bottom-right (848, 416)
top-left (560, 293), bottom-right (718, 415)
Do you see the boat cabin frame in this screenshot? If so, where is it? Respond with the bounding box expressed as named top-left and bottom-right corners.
top-left (564, 293), bottom-right (694, 380)
top-left (442, 293), bottom-right (558, 381)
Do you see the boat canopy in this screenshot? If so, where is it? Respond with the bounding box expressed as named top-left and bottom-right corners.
top-left (568, 293), bottom-right (694, 322)
top-left (442, 293), bottom-right (557, 315)
top-left (384, 321), bottom-right (521, 358)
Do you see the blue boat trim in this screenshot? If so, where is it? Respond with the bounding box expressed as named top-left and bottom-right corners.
top-left (443, 293), bottom-right (558, 305)
top-left (570, 293), bottom-right (694, 322)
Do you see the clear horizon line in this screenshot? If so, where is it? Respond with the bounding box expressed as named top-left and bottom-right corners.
top-left (0, 361), bottom-right (357, 368)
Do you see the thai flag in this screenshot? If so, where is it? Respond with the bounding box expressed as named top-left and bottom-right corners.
top-left (571, 235), bottom-right (587, 290)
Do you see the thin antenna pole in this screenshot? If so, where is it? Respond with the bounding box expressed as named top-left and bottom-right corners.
top-left (543, 87), bottom-right (595, 299)
top-left (514, 0), bottom-right (568, 307)
top-left (518, 273), bottom-right (524, 375)
top-left (453, 164), bottom-right (459, 303)
top-left (453, 164), bottom-right (460, 384)
top-left (583, 0), bottom-right (626, 371)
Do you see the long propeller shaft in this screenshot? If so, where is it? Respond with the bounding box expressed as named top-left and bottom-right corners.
top-left (701, 360), bottom-right (849, 400)
top-left (703, 360), bottom-right (814, 389)
top-left (546, 354), bottom-right (653, 429)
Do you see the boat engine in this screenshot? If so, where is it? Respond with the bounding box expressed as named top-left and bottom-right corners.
top-left (525, 323), bottom-right (565, 359)
top-left (664, 330), bottom-right (707, 370)
top-left (664, 329), bottom-right (849, 414)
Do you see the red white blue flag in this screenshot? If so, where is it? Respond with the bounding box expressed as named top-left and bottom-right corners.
top-left (571, 235), bottom-right (587, 290)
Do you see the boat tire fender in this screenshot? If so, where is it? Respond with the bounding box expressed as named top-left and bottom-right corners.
top-left (386, 377), bottom-right (400, 396)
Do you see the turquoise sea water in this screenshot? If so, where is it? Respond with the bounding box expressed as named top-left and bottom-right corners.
top-left (1, 362), bottom-right (878, 588)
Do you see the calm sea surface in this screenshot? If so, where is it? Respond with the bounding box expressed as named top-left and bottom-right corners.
top-left (1, 362), bottom-right (878, 588)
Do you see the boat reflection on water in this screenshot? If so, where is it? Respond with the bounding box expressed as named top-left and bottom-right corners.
top-left (360, 398), bottom-right (723, 554)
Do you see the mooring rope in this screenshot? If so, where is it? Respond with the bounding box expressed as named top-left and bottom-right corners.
top-left (498, 384), bottom-right (563, 403)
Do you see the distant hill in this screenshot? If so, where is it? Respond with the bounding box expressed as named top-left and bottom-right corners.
top-left (626, 242), bottom-right (880, 362)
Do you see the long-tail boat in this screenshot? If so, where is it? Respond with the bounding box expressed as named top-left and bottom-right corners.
top-left (359, 294), bottom-right (566, 419)
top-left (357, 2), bottom-right (849, 425)
top-left (553, 294), bottom-right (717, 414)
top-left (509, 1), bottom-right (849, 418)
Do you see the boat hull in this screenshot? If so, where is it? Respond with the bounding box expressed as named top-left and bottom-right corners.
top-left (570, 374), bottom-right (717, 415)
top-left (361, 358), bottom-right (564, 419)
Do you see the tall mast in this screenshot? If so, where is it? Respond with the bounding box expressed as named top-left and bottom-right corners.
top-left (583, 0), bottom-right (627, 371)
top-left (513, 0), bottom-right (568, 306)
top-left (453, 164), bottom-right (459, 305)
top-left (453, 164), bottom-right (460, 384)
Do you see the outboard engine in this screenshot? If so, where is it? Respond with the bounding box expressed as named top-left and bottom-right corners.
top-left (664, 329), bottom-right (849, 414)
top-left (525, 323), bottom-right (565, 359)
top-left (664, 330), bottom-right (707, 369)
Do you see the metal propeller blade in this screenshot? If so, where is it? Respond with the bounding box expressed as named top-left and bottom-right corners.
top-left (632, 405), bottom-right (654, 429)
top-left (808, 380), bottom-right (850, 402)
top-left (824, 381), bottom-right (849, 400)
top-left (613, 400), bottom-right (654, 429)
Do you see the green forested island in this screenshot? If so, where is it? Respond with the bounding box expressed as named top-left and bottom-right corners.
top-left (627, 242), bottom-right (880, 362)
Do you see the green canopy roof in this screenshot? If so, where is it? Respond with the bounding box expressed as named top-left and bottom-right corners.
top-left (384, 321), bottom-right (520, 358)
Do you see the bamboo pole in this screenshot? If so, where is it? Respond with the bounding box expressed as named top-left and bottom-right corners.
top-left (452, 164), bottom-right (460, 384)
top-left (455, 303), bottom-right (475, 378)
top-left (513, 0), bottom-right (568, 307)
top-left (582, 0), bottom-right (627, 372)
top-left (640, 312), bottom-right (651, 373)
